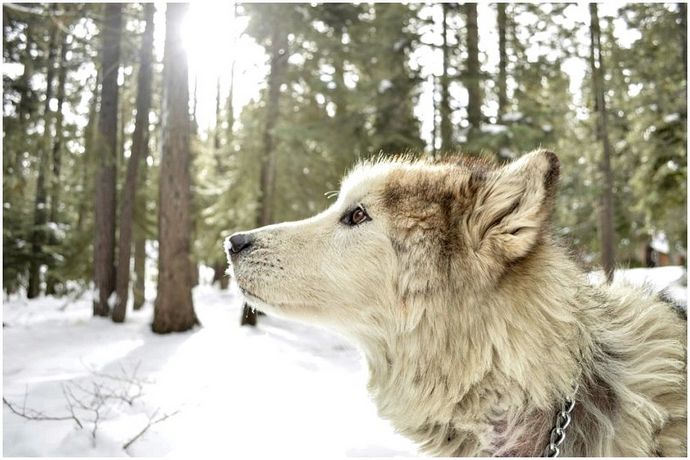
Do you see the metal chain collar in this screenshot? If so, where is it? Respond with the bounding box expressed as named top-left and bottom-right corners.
top-left (543, 384), bottom-right (578, 457)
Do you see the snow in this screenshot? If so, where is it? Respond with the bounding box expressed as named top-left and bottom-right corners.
top-left (3, 283), bottom-right (418, 457)
top-left (587, 266), bottom-right (687, 307)
top-left (502, 111), bottom-right (523, 122)
top-left (4, 267), bottom-right (686, 456)
top-left (664, 112), bottom-right (680, 123)
top-left (378, 79), bottom-right (393, 93)
top-left (650, 231), bottom-right (670, 254)
top-left (479, 123), bottom-right (508, 135)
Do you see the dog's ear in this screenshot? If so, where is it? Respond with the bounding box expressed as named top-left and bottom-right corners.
top-left (468, 149), bottom-right (559, 261)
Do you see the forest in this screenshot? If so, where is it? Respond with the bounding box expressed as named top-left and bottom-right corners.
top-left (2, 2), bottom-right (687, 330)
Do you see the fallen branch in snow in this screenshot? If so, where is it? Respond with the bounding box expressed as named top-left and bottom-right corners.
top-left (61, 381), bottom-right (109, 442)
top-left (122, 409), bottom-right (180, 450)
top-left (86, 362), bottom-right (149, 405)
top-left (4, 364), bottom-right (180, 451)
top-left (3, 394), bottom-right (83, 428)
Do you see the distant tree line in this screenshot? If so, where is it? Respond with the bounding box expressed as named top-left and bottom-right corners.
top-left (2, 3), bottom-right (686, 328)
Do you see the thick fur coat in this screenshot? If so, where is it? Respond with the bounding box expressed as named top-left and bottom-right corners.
top-left (227, 150), bottom-right (687, 456)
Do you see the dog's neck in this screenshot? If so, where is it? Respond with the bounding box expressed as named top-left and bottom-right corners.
top-left (356, 243), bottom-right (591, 456)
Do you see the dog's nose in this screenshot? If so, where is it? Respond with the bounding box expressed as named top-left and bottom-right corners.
top-left (228, 232), bottom-right (253, 255)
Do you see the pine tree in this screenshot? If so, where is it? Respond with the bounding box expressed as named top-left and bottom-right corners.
top-left (93, 3), bottom-right (123, 315)
top-left (496, 3), bottom-right (508, 121)
top-left (589, 3), bottom-right (616, 282)
top-left (113, 3), bottom-right (155, 322)
top-left (439, 3), bottom-right (453, 152)
top-left (153, 2), bottom-right (198, 333)
top-left (463, 2), bottom-right (482, 147)
top-left (45, 22), bottom-right (71, 295)
top-left (27, 6), bottom-right (59, 298)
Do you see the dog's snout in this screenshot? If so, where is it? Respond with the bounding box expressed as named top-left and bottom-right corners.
top-left (228, 232), bottom-right (254, 255)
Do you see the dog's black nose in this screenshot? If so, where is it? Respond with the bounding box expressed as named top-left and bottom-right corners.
top-left (228, 232), bottom-right (253, 254)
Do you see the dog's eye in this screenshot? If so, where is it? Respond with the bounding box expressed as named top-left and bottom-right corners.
top-left (341, 205), bottom-right (370, 226)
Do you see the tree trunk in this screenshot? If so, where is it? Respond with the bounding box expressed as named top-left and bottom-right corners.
top-left (497, 3), bottom-right (508, 121)
top-left (431, 74), bottom-right (439, 158)
top-left (191, 76), bottom-right (198, 135)
top-left (132, 136), bottom-right (148, 310)
top-left (93, 3), bottom-right (123, 316)
top-left (227, 70), bottom-right (235, 143)
top-left (256, 18), bottom-right (288, 230)
top-left (27, 11), bottom-right (59, 299)
top-left (226, 3), bottom-right (238, 143)
top-left (112, 3), bottom-right (155, 323)
top-left (212, 262), bottom-right (229, 289)
top-left (464, 3), bottom-right (482, 140)
top-left (133, 231), bottom-right (146, 309)
top-left (589, 3), bottom-right (616, 282)
top-left (439, 3), bottom-right (452, 153)
top-left (153, 2), bottom-right (198, 333)
top-left (679, 3), bottom-right (687, 112)
top-left (45, 29), bottom-right (70, 296)
top-left (213, 76), bottom-right (224, 172)
top-left (243, 9), bottom-right (289, 326)
top-left (332, 24), bottom-right (348, 118)
top-left (78, 71), bottom-right (100, 233)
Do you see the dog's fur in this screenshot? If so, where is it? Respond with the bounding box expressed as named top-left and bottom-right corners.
top-left (227, 150), bottom-right (687, 456)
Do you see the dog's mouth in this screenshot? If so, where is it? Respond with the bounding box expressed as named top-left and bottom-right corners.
top-left (238, 285), bottom-right (261, 301)
top-left (238, 286), bottom-right (276, 310)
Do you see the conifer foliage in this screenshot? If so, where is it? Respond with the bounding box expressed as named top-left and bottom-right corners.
top-left (2, 4), bottom-right (686, 328)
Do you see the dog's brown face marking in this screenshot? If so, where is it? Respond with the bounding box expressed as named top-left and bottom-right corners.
top-left (381, 157), bottom-right (499, 266)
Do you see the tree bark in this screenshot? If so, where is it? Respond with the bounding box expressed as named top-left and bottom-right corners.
top-left (497, 3), bottom-right (508, 121)
top-left (93, 3), bottom-right (123, 316)
top-left (191, 76), bottom-right (198, 135)
top-left (133, 229), bottom-right (146, 309)
top-left (679, 3), bottom-right (687, 111)
top-left (153, 2), bottom-right (198, 333)
top-left (212, 262), bottom-right (229, 289)
top-left (439, 3), bottom-right (452, 152)
top-left (243, 9), bottom-right (289, 326)
top-left (45, 29), bottom-right (71, 296)
top-left (588, 3), bottom-right (616, 282)
top-left (112, 3), bottom-right (154, 323)
top-left (226, 3), bottom-right (238, 143)
top-left (431, 74), bottom-right (439, 158)
top-left (256, 17), bottom-right (288, 230)
top-left (133, 131), bottom-right (148, 310)
top-left (213, 76), bottom-right (224, 172)
top-left (27, 9), bottom-right (59, 299)
top-left (49, 32), bottom-right (69, 228)
top-left (464, 3), bottom-right (482, 139)
top-left (78, 71), bottom-right (100, 233)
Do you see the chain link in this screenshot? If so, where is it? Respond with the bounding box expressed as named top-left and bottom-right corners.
top-left (543, 384), bottom-right (578, 457)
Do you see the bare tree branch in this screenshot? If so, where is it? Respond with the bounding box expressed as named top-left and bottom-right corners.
top-left (5, 364), bottom-right (177, 451)
top-left (3, 395), bottom-right (82, 428)
top-left (122, 409), bottom-right (180, 451)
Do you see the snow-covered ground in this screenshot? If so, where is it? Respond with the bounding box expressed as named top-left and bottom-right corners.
top-left (3, 267), bottom-right (686, 457)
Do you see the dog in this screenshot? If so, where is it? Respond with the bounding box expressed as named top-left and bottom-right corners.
top-left (226, 150), bottom-right (686, 456)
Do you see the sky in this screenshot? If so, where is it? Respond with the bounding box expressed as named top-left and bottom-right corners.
top-left (161, 1), bottom-right (643, 151)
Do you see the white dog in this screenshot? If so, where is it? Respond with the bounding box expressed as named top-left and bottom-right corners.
top-left (227, 150), bottom-right (686, 456)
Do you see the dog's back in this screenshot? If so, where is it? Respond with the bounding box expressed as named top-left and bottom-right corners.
top-left (567, 279), bottom-right (687, 456)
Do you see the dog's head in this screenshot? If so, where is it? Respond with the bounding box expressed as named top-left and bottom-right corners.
top-left (226, 149), bottom-right (559, 335)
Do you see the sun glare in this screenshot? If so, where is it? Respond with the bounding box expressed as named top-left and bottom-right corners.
top-left (150, 2), bottom-right (269, 133)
